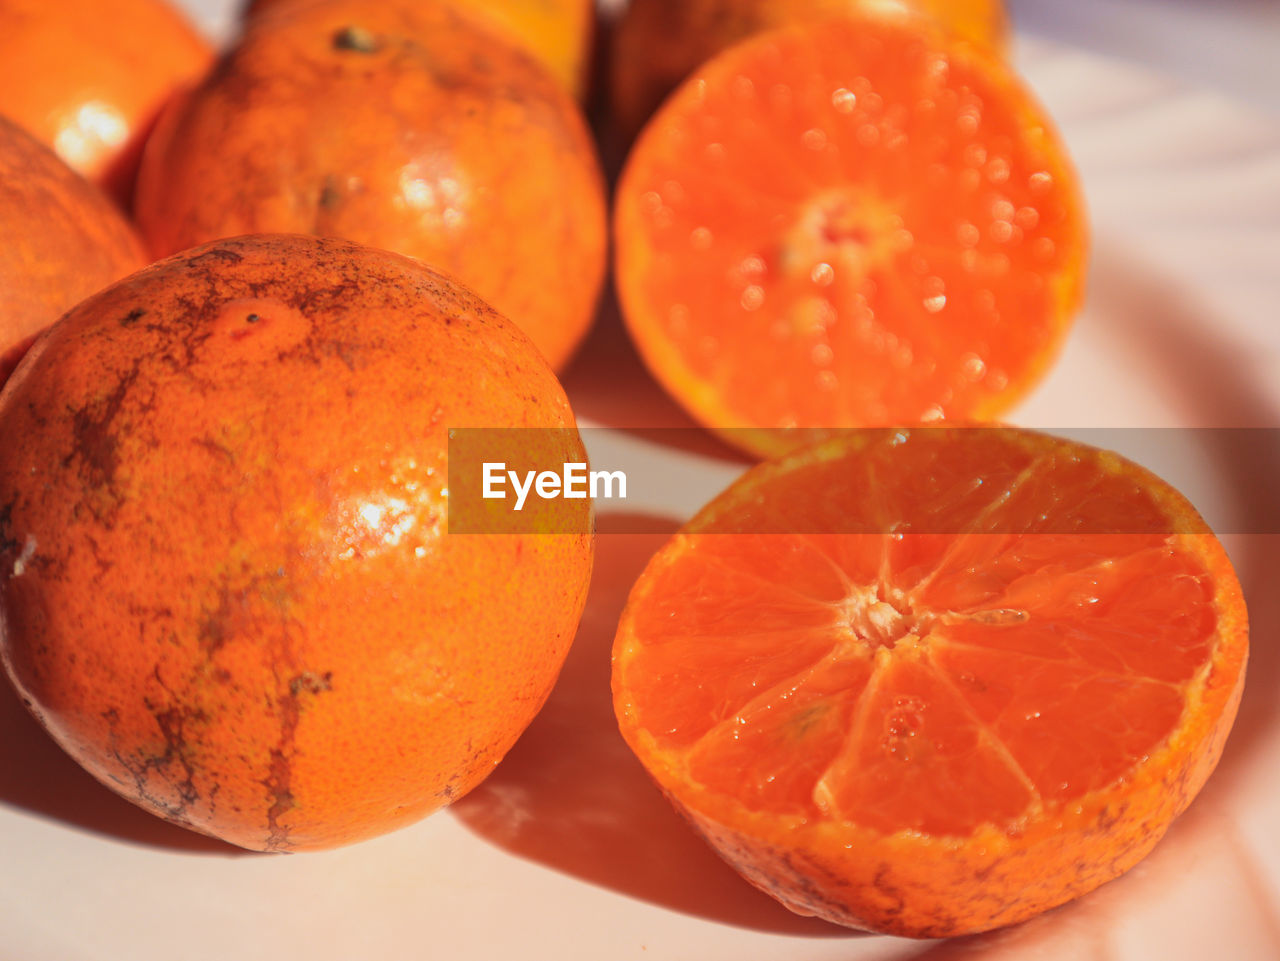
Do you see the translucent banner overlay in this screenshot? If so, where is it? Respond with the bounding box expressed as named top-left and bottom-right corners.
top-left (447, 427), bottom-right (1280, 535)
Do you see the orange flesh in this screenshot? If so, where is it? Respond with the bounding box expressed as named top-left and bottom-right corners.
top-left (618, 431), bottom-right (1221, 838)
top-left (615, 19), bottom-right (1087, 434)
top-left (610, 0), bottom-right (1013, 145)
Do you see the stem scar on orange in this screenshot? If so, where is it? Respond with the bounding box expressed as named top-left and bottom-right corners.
top-left (614, 17), bottom-right (1088, 458)
top-left (134, 0), bottom-right (607, 373)
top-left (0, 234), bottom-right (594, 852)
top-left (244, 0), bottom-right (598, 102)
top-left (612, 427), bottom-right (1247, 937)
top-left (0, 116), bottom-right (147, 386)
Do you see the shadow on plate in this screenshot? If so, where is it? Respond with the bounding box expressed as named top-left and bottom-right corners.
top-left (559, 279), bottom-right (755, 467)
top-left (450, 511), bottom-right (852, 938)
top-left (897, 245), bottom-right (1280, 958)
top-left (1084, 244), bottom-right (1280, 786)
top-left (494, 243), bottom-right (1280, 949)
top-left (0, 672), bottom-right (246, 855)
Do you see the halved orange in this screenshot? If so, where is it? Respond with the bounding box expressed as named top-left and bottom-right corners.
top-left (612, 427), bottom-right (1247, 937)
top-left (614, 17), bottom-right (1088, 458)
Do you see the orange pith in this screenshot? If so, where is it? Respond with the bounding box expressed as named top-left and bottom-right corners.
top-left (614, 18), bottom-right (1087, 455)
top-left (612, 428), bottom-right (1247, 936)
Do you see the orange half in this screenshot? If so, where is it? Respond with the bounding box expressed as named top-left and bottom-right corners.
top-left (612, 427), bottom-right (1247, 936)
top-left (614, 17), bottom-right (1088, 457)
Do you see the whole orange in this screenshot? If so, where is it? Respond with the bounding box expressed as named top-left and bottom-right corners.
top-left (0, 233), bottom-right (594, 852)
top-left (244, 0), bottom-right (597, 100)
top-left (134, 0), bottom-right (607, 372)
top-left (0, 116), bottom-right (147, 385)
top-left (0, 0), bottom-right (213, 201)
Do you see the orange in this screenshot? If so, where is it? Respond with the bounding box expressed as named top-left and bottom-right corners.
top-left (614, 17), bottom-right (1088, 457)
top-left (244, 0), bottom-right (597, 100)
top-left (612, 0), bottom-right (1011, 138)
top-left (0, 116), bottom-right (147, 386)
top-left (0, 233), bottom-right (594, 852)
top-left (612, 426), bottom-right (1248, 937)
top-left (0, 0), bottom-right (213, 201)
top-left (134, 0), bottom-right (607, 372)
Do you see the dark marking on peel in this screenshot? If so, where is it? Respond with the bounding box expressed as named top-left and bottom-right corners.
top-left (318, 177), bottom-right (342, 211)
top-left (263, 669), bottom-right (334, 851)
top-left (199, 583), bottom-right (244, 656)
top-left (775, 848), bottom-right (860, 922)
top-left (183, 246), bottom-right (246, 270)
top-left (102, 686), bottom-right (209, 826)
top-left (871, 865), bottom-right (907, 918)
top-left (0, 498), bottom-right (18, 558)
top-left (263, 745), bottom-right (296, 852)
top-left (192, 435), bottom-right (238, 467)
top-left (147, 701), bottom-right (205, 811)
top-left (332, 25), bottom-right (382, 54)
top-left (289, 671), bottom-right (333, 696)
top-left (1096, 801), bottom-right (1128, 834)
top-left (67, 365), bottom-right (139, 489)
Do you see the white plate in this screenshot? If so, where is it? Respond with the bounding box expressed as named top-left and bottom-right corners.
top-left (3, 4), bottom-right (1280, 960)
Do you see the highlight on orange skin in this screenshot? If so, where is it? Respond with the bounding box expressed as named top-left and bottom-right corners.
top-left (0, 0), bottom-right (213, 201)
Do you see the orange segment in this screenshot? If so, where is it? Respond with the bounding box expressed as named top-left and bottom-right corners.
top-left (685, 649), bottom-right (873, 815)
top-left (927, 642), bottom-right (1187, 799)
top-left (612, 427), bottom-right (1247, 937)
top-left (614, 18), bottom-right (1087, 455)
top-left (819, 655), bottom-right (1037, 835)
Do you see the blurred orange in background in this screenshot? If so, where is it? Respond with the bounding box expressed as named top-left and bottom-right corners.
top-left (0, 0), bottom-right (213, 202)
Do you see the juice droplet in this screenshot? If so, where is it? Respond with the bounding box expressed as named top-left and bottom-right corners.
top-left (740, 285), bottom-right (765, 311)
top-left (831, 87), bottom-right (857, 113)
top-left (810, 262), bottom-right (835, 286)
